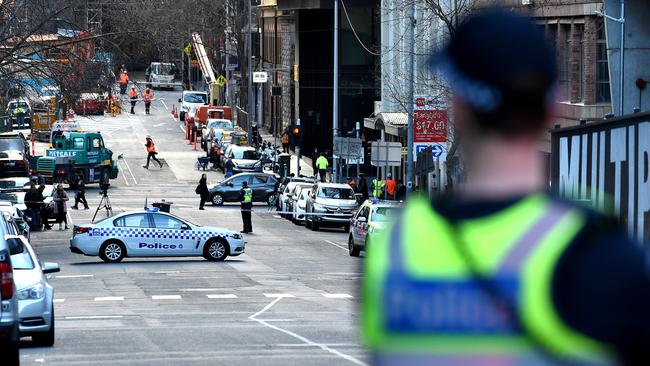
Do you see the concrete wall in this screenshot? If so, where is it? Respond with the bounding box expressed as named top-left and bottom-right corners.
top-left (604, 0), bottom-right (650, 115)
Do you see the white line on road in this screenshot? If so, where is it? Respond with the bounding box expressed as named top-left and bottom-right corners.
top-left (179, 124), bottom-right (186, 133)
top-left (249, 298), bottom-right (367, 366)
top-left (55, 274), bottom-right (94, 278)
top-left (325, 240), bottom-right (348, 251)
top-left (152, 295), bottom-right (182, 300)
top-left (206, 294), bottom-right (238, 299)
top-left (263, 293), bottom-right (295, 298)
top-left (34, 359), bottom-right (44, 363)
top-left (180, 288), bottom-right (218, 292)
top-left (322, 293), bottom-right (353, 299)
top-left (64, 316), bottom-right (123, 320)
top-left (122, 157), bottom-right (138, 185)
top-left (94, 296), bottom-right (124, 301)
top-left (53, 299), bottom-right (65, 303)
top-left (160, 99), bottom-right (168, 110)
top-left (153, 122), bottom-right (165, 127)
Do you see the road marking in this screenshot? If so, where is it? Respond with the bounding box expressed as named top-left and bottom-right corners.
top-left (250, 298), bottom-right (367, 366)
top-left (179, 124), bottom-right (186, 133)
top-left (155, 270), bottom-right (180, 274)
top-left (152, 295), bottom-right (182, 300)
top-left (94, 296), bottom-right (124, 301)
top-left (119, 158), bottom-right (130, 186)
top-left (322, 293), bottom-right (353, 299)
top-left (153, 122), bottom-right (165, 127)
top-left (325, 240), bottom-right (348, 251)
top-left (53, 299), bottom-right (65, 303)
top-left (122, 157), bottom-right (138, 185)
top-left (207, 294), bottom-right (238, 299)
top-left (160, 99), bottom-right (168, 110)
top-left (35, 359), bottom-right (44, 363)
top-left (64, 316), bottom-right (123, 320)
top-left (263, 293), bottom-right (295, 298)
top-left (180, 288), bottom-right (218, 292)
top-left (55, 274), bottom-right (94, 278)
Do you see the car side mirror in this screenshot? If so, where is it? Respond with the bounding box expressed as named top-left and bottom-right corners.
top-left (357, 217), bottom-right (367, 223)
top-left (42, 262), bottom-right (60, 274)
top-left (181, 224), bottom-right (191, 231)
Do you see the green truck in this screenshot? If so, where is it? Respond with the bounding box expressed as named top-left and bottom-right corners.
top-left (36, 132), bottom-right (119, 184)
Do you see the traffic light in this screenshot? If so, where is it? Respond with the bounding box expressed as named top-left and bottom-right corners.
top-left (292, 125), bottom-right (302, 146)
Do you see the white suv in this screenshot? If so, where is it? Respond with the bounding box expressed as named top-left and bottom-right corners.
top-left (178, 91), bottom-right (208, 121)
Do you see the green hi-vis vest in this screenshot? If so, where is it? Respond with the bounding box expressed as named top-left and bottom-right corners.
top-left (372, 179), bottom-right (384, 198)
top-left (242, 188), bottom-right (253, 203)
top-left (362, 195), bottom-right (614, 365)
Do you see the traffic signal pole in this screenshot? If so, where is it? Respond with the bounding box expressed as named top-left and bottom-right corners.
top-left (295, 118), bottom-right (301, 176)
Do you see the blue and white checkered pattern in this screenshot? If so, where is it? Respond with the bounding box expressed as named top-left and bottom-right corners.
top-left (90, 227), bottom-right (226, 240)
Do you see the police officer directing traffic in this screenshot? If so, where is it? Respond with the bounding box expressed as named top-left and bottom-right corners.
top-left (240, 181), bottom-right (253, 234)
top-left (362, 10), bottom-right (650, 366)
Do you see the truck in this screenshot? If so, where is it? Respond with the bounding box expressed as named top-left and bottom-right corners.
top-left (35, 131), bottom-right (119, 184)
top-left (194, 105), bottom-right (233, 127)
top-left (145, 62), bottom-right (179, 89)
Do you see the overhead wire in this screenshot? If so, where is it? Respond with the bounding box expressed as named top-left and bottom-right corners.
top-left (339, 0), bottom-right (381, 56)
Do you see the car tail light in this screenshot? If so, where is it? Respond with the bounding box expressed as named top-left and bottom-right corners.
top-left (0, 261), bottom-right (14, 299)
top-left (58, 170), bottom-right (66, 175)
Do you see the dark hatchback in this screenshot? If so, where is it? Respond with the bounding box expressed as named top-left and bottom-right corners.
top-left (0, 134), bottom-right (30, 177)
top-left (208, 173), bottom-right (278, 206)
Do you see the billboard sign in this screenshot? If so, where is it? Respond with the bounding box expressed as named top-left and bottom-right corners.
top-left (414, 97), bottom-right (447, 143)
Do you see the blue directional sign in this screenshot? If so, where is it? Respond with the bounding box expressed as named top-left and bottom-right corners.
top-left (414, 143), bottom-right (447, 162)
top-left (431, 144), bottom-right (444, 158)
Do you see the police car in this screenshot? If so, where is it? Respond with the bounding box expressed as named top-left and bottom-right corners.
top-left (348, 199), bottom-right (403, 257)
top-left (69, 210), bottom-right (245, 263)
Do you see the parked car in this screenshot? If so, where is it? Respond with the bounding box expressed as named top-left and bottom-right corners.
top-left (348, 199), bottom-right (403, 257)
top-left (222, 145), bottom-right (262, 174)
top-left (0, 132), bottom-right (30, 177)
top-left (0, 206), bottom-right (30, 239)
top-left (0, 185), bottom-right (54, 211)
top-left (202, 119), bottom-right (234, 142)
top-left (178, 91), bottom-right (208, 121)
top-left (0, 177), bottom-right (31, 189)
top-left (7, 235), bottom-right (59, 345)
top-left (289, 187), bottom-right (311, 224)
top-left (305, 183), bottom-right (358, 232)
top-left (280, 182), bottom-right (312, 218)
top-left (208, 173), bottom-right (278, 206)
top-left (0, 219), bottom-right (20, 365)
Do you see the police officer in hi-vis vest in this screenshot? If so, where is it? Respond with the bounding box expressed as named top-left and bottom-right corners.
top-left (362, 10), bottom-right (650, 366)
top-left (240, 181), bottom-right (253, 234)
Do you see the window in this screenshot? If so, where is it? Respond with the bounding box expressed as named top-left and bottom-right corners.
top-left (371, 207), bottom-right (401, 222)
top-left (228, 175), bottom-right (248, 186)
top-left (152, 214), bottom-right (184, 230)
top-left (72, 137), bottom-right (84, 150)
top-left (114, 214), bottom-right (150, 228)
top-left (596, 19), bottom-right (611, 103)
top-left (0, 138), bottom-right (24, 151)
top-left (183, 93), bottom-right (207, 104)
top-left (9, 240), bottom-right (34, 270)
top-left (253, 175), bottom-right (269, 184)
top-left (318, 187), bottom-right (355, 199)
top-left (92, 138), bottom-right (102, 149)
top-left (357, 206), bottom-right (370, 220)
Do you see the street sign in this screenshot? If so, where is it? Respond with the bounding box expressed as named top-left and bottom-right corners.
top-left (346, 155), bottom-right (364, 164)
top-left (333, 137), bottom-right (363, 159)
top-left (371, 141), bottom-right (402, 167)
top-left (215, 75), bottom-right (227, 87)
top-left (414, 142), bottom-right (447, 162)
top-left (253, 72), bottom-right (268, 83)
top-left (226, 64), bottom-right (239, 71)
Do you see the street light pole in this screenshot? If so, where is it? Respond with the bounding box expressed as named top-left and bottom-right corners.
top-left (405, 0), bottom-right (415, 193)
top-left (247, 0), bottom-right (254, 143)
top-left (332, 0), bottom-right (339, 183)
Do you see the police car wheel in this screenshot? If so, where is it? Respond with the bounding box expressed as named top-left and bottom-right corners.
top-left (348, 236), bottom-right (360, 257)
top-left (99, 241), bottom-right (126, 263)
top-left (203, 239), bottom-right (229, 261)
top-left (211, 193), bottom-right (224, 206)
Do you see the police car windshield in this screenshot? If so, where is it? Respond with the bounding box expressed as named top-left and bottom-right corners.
top-left (371, 206), bottom-right (401, 222)
top-left (318, 187), bottom-right (355, 199)
top-left (0, 139), bottom-right (24, 151)
top-left (183, 93), bottom-right (207, 104)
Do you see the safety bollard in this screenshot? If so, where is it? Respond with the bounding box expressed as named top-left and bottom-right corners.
top-left (193, 130), bottom-right (197, 151)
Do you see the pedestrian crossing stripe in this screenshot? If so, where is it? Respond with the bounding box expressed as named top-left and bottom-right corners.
top-left (89, 227), bottom-right (227, 240)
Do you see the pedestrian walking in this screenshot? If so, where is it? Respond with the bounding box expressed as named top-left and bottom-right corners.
top-left (52, 184), bottom-right (69, 230)
top-left (119, 70), bottom-right (129, 95)
top-left (311, 148), bottom-right (319, 174)
top-left (196, 173), bottom-right (209, 210)
top-left (38, 185), bottom-right (52, 230)
top-left (239, 181), bottom-right (253, 233)
top-left (224, 157), bottom-right (234, 178)
top-left (356, 172), bottom-right (369, 202)
top-left (14, 105), bottom-right (26, 129)
top-left (362, 10), bottom-right (650, 365)
top-left (142, 134), bottom-right (163, 169)
top-left (143, 88), bottom-right (154, 115)
top-left (281, 130), bottom-right (290, 153)
top-left (24, 184), bottom-right (41, 231)
top-left (315, 153), bottom-right (329, 183)
top-left (129, 86), bottom-right (138, 114)
top-left (384, 173), bottom-right (396, 200)
top-left (71, 171), bottom-right (89, 210)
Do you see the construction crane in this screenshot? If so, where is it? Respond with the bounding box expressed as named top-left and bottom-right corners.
top-left (191, 32), bottom-right (220, 105)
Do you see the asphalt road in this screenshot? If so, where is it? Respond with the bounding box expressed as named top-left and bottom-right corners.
top-left (19, 87), bottom-right (367, 365)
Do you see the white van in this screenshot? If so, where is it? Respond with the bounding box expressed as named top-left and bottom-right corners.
top-left (146, 62), bottom-right (176, 89)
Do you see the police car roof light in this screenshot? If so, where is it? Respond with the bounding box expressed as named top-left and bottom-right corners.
top-left (145, 207), bottom-right (160, 213)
